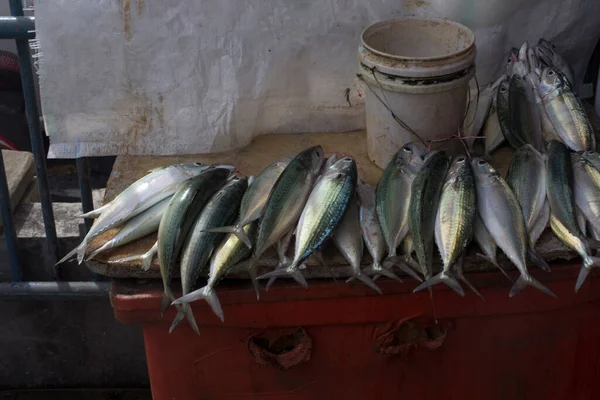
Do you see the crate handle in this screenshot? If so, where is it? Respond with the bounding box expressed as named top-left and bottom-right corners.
top-left (247, 327), bottom-right (312, 370)
top-left (373, 316), bottom-right (449, 356)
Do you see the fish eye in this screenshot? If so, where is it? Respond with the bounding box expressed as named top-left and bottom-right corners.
top-left (548, 70), bottom-right (555, 76)
top-left (500, 87), bottom-right (507, 93)
top-left (457, 157), bottom-right (466, 163)
top-left (402, 146), bottom-right (412, 153)
top-left (477, 160), bottom-right (487, 166)
top-left (507, 58), bottom-right (512, 64)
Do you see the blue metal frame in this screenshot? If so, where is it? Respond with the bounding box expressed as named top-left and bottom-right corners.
top-left (0, 1), bottom-right (106, 295)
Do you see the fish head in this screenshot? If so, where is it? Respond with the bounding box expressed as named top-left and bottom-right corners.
top-left (393, 142), bottom-right (427, 168)
top-left (505, 47), bottom-right (519, 75)
top-left (447, 155), bottom-right (471, 180)
top-left (515, 144), bottom-right (544, 163)
top-left (471, 157), bottom-right (498, 179)
top-left (518, 41), bottom-right (529, 62)
top-left (327, 156), bottom-right (357, 176)
top-left (497, 78), bottom-right (509, 101)
top-left (510, 60), bottom-right (528, 78)
top-left (179, 163), bottom-right (212, 177)
top-left (538, 68), bottom-right (566, 97)
top-left (297, 145), bottom-right (324, 175)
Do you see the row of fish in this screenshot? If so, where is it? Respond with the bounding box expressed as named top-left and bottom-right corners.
top-left (466, 38), bottom-right (594, 155)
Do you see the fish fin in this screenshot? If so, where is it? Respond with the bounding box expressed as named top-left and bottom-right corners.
top-left (372, 267), bottom-right (403, 283)
top-left (509, 275), bottom-right (556, 298)
top-left (56, 245), bottom-right (80, 265)
top-left (206, 226), bottom-right (252, 249)
top-left (172, 286), bottom-right (224, 323)
top-left (169, 303), bottom-right (200, 335)
top-left (385, 256), bottom-right (424, 282)
top-left (577, 256), bottom-right (600, 292)
top-left (350, 272), bottom-right (382, 295)
top-left (476, 253), bottom-right (513, 282)
top-left (76, 241), bottom-right (88, 265)
top-left (528, 248), bottom-right (551, 272)
top-left (77, 203), bottom-right (110, 219)
top-left (413, 272), bottom-right (465, 297)
top-left (257, 268), bottom-right (308, 288)
top-left (85, 242), bottom-right (110, 261)
top-left (247, 263), bottom-right (260, 300)
top-left (161, 286), bottom-right (176, 314)
top-left (458, 275), bottom-right (485, 302)
top-left (248, 176), bottom-right (255, 186)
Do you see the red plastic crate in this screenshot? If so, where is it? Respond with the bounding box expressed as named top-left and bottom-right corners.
top-left (111, 263), bottom-right (600, 400)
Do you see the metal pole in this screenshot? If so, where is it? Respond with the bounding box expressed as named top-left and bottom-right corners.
top-left (76, 158), bottom-right (94, 233)
top-left (9, 0), bottom-right (59, 276)
top-left (0, 16), bottom-right (34, 39)
top-left (0, 150), bottom-right (22, 281)
top-left (0, 281), bottom-right (110, 297)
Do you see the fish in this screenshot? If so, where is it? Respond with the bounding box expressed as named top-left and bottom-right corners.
top-left (536, 38), bottom-right (575, 88)
top-left (538, 68), bottom-right (595, 151)
top-left (172, 175), bottom-right (248, 333)
top-left (473, 215), bottom-right (512, 282)
top-left (333, 195), bottom-right (381, 294)
top-left (546, 140), bottom-right (600, 291)
top-left (249, 146), bottom-right (324, 295)
top-left (376, 143), bottom-right (428, 281)
top-left (172, 221), bottom-right (257, 322)
top-left (497, 78), bottom-right (526, 149)
top-left (472, 157), bottom-right (555, 297)
top-left (505, 145), bottom-right (550, 272)
top-left (77, 202), bottom-right (111, 220)
top-left (483, 96), bottom-right (505, 154)
top-left (157, 167), bottom-right (232, 324)
top-left (355, 181), bottom-right (389, 278)
top-left (530, 200), bottom-right (550, 248)
top-left (109, 240), bottom-right (158, 272)
top-left (571, 153), bottom-right (600, 237)
top-left (257, 156), bottom-right (357, 286)
top-left (509, 75), bottom-right (544, 151)
top-left (208, 158), bottom-right (289, 248)
top-left (414, 156), bottom-right (476, 296)
top-left (264, 226), bottom-right (295, 291)
top-left (409, 151), bottom-right (450, 283)
top-left (57, 163), bottom-right (216, 265)
top-left (505, 47), bottom-right (519, 76)
top-left (463, 75), bottom-right (504, 144)
top-left (85, 196), bottom-right (171, 261)
top-left (582, 150), bottom-right (600, 172)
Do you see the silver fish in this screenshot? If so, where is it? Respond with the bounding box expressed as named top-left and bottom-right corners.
top-left (109, 240), bottom-right (158, 272)
top-left (333, 195), bottom-right (381, 294)
top-left (172, 221), bottom-right (257, 322)
top-left (530, 200), bottom-right (550, 248)
top-left (536, 38), bottom-right (575, 88)
top-left (472, 157), bottom-right (555, 297)
top-left (357, 181), bottom-right (387, 275)
top-left (506, 145), bottom-right (550, 272)
top-left (464, 75), bottom-right (504, 143)
top-left (209, 158), bottom-right (289, 248)
top-left (58, 163), bottom-right (215, 265)
top-left (257, 157), bottom-right (357, 286)
top-left (571, 153), bottom-right (600, 236)
top-left (414, 156), bottom-right (476, 296)
top-left (85, 196), bottom-right (171, 261)
top-left (483, 96), bottom-right (505, 154)
top-left (497, 77), bottom-right (526, 150)
top-left (546, 140), bottom-right (600, 291)
top-left (473, 215), bottom-right (512, 282)
top-left (538, 68), bottom-right (594, 151)
top-left (250, 146), bottom-right (324, 294)
top-left (264, 226), bottom-right (296, 291)
top-left (509, 75), bottom-right (544, 151)
top-left (376, 143), bottom-right (427, 281)
top-left (157, 168), bottom-right (231, 324)
top-left (172, 175), bottom-right (248, 333)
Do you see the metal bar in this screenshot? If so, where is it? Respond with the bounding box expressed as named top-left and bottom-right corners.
top-left (76, 158), bottom-right (94, 233)
top-left (9, 0), bottom-right (59, 276)
top-left (0, 16), bottom-right (34, 39)
top-left (0, 281), bottom-right (110, 297)
top-left (0, 150), bottom-right (22, 281)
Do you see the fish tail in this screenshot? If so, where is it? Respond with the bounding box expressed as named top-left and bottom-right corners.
top-left (257, 266), bottom-right (308, 288)
top-left (458, 275), bottom-right (485, 302)
top-left (528, 248), bottom-right (551, 272)
top-left (85, 241), bottom-right (112, 261)
top-left (247, 262), bottom-right (261, 300)
top-left (172, 286), bottom-right (224, 323)
top-left (77, 203), bottom-right (110, 219)
top-left (161, 286), bottom-right (175, 314)
top-left (476, 253), bottom-right (513, 282)
top-left (413, 272), bottom-right (465, 297)
top-left (169, 303), bottom-right (200, 336)
top-left (206, 225), bottom-right (252, 249)
top-left (109, 244), bottom-right (157, 271)
top-left (577, 256), bottom-right (600, 292)
top-left (349, 271), bottom-right (382, 295)
top-left (509, 275), bottom-right (557, 298)
top-left (55, 245), bottom-right (80, 266)
top-left (385, 256), bottom-right (424, 282)
top-left (76, 241), bottom-right (88, 264)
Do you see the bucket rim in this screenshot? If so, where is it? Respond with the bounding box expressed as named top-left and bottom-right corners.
top-left (360, 16), bottom-right (476, 63)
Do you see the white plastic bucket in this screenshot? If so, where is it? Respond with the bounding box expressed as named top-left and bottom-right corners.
top-left (358, 17), bottom-right (476, 168)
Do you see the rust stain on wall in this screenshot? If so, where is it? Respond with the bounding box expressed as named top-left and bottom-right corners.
top-left (116, 0), bottom-right (145, 42)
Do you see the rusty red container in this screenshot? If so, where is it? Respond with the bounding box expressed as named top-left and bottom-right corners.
top-left (110, 263), bottom-right (600, 400)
